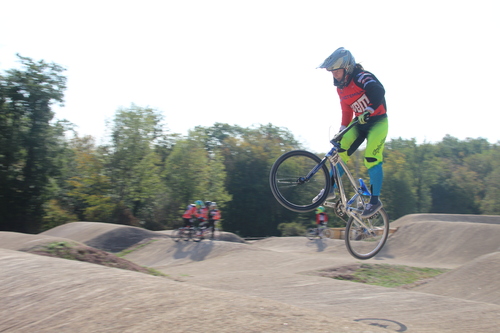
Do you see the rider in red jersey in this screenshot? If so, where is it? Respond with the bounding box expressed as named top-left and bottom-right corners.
top-left (317, 47), bottom-right (388, 218)
top-left (182, 200), bottom-right (207, 227)
top-left (182, 203), bottom-right (197, 227)
top-left (315, 206), bottom-right (328, 227)
top-left (207, 202), bottom-right (221, 239)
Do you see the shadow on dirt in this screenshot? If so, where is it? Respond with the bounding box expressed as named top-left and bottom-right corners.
top-left (173, 240), bottom-right (216, 261)
top-left (305, 238), bottom-right (329, 252)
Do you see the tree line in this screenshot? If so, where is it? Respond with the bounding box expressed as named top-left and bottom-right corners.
top-left (2, 55), bottom-right (500, 236)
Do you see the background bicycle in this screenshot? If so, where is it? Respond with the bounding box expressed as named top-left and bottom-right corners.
top-left (195, 222), bottom-right (221, 241)
top-left (305, 224), bottom-right (332, 240)
top-left (171, 226), bottom-right (198, 242)
top-left (269, 119), bottom-right (390, 259)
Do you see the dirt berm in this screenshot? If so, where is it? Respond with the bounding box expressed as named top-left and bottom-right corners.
top-left (1, 213), bottom-right (499, 332)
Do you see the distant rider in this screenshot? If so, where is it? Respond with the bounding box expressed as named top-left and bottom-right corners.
top-left (315, 206), bottom-right (328, 227)
top-left (207, 202), bottom-right (221, 239)
top-left (182, 203), bottom-right (197, 228)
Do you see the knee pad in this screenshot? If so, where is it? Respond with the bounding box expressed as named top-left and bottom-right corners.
top-left (364, 157), bottom-right (379, 169)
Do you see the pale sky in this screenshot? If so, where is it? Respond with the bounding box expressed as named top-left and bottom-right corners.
top-left (1, 0), bottom-right (499, 153)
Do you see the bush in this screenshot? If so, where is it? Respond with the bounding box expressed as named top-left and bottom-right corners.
top-left (278, 222), bottom-right (306, 236)
top-left (42, 200), bottom-right (78, 231)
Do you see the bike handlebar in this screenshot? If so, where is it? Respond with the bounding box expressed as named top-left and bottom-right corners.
top-left (330, 118), bottom-right (360, 144)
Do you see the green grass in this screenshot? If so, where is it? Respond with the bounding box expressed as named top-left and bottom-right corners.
top-left (331, 263), bottom-right (450, 288)
top-left (31, 241), bottom-right (167, 277)
top-left (145, 267), bottom-right (167, 277)
top-left (116, 239), bottom-right (158, 257)
top-left (42, 241), bottom-right (78, 259)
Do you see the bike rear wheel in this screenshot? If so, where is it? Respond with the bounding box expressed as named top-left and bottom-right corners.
top-left (345, 208), bottom-right (389, 260)
top-left (192, 228), bottom-right (203, 242)
top-left (207, 228), bottom-right (221, 240)
top-left (305, 228), bottom-right (320, 240)
top-left (269, 150), bottom-right (331, 212)
top-left (322, 228), bottom-right (332, 239)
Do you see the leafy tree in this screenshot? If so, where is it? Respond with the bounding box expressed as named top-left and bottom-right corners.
top-left (386, 138), bottom-right (442, 214)
top-left (481, 167), bottom-right (500, 214)
top-left (382, 149), bottom-right (417, 219)
top-left (66, 136), bottom-right (117, 223)
top-left (0, 55), bottom-right (67, 232)
top-left (106, 104), bottom-right (166, 226)
top-left (41, 199), bottom-right (78, 231)
top-left (430, 164), bottom-right (481, 214)
top-left (163, 133), bottom-right (231, 229)
top-left (127, 150), bottom-right (167, 228)
top-left (470, 147), bottom-right (500, 214)
top-left (163, 138), bottom-right (209, 225)
top-left (435, 135), bottom-right (491, 166)
top-left (278, 222), bottom-right (306, 236)
top-left (203, 152), bottom-right (232, 206)
top-left (427, 136), bottom-right (485, 214)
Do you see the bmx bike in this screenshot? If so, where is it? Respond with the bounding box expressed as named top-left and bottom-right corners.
top-left (171, 226), bottom-right (198, 242)
top-left (194, 221), bottom-right (221, 241)
top-left (269, 118), bottom-right (389, 259)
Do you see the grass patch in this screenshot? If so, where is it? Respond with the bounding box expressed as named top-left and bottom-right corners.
top-left (42, 241), bottom-right (79, 259)
top-left (316, 263), bottom-right (450, 288)
top-left (29, 241), bottom-right (167, 277)
top-left (117, 239), bottom-right (158, 257)
top-left (146, 268), bottom-right (167, 277)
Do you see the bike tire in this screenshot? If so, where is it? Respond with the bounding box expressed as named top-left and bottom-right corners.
top-left (345, 208), bottom-right (389, 260)
top-left (192, 228), bottom-right (203, 242)
top-left (206, 228), bottom-right (220, 240)
top-left (269, 150), bottom-right (331, 212)
top-left (305, 228), bottom-right (320, 240)
top-left (185, 228), bottom-right (195, 241)
top-left (171, 229), bottom-right (181, 242)
top-left (322, 228), bottom-right (332, 239)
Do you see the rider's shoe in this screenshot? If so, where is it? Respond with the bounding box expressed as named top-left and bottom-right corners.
top-left (361, 200), bottom-right (383, 218)
top-left (312, 188), bottom-right (336, 203)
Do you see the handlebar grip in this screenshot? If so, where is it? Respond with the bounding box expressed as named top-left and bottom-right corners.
top-left (330, 118), bottom-right (360, 144)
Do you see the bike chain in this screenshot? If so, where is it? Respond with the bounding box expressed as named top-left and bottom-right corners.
top-left (332, 200), bottom-right (348, 224)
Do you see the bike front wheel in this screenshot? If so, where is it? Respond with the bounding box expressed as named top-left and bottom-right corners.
top-left (269, 150), bottom-right (331, 212)
top-left (345, 208), bottom-right (389, 260)
top-left (171, 228), bottom-right (184, 242)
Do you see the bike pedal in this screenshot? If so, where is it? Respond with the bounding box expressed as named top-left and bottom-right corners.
top-left (323, 201), bottom-right (336, 208)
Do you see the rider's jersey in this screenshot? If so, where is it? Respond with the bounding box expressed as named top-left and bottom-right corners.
top-left (337, 69), bottom-right (387, 127)
top-left (197, 207), bottom-right (208, 220)
top-left (209, 209), bottom-right (221, 221)
top-left (316, 212), bottom-right (328, 224)
top-left (182, 204), bottom-right (197, 219)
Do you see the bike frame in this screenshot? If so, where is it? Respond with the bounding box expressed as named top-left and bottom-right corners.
top-left (312, 120), bottom-right (374, 230)
top-left (328, 155), bottom-right (373, 230)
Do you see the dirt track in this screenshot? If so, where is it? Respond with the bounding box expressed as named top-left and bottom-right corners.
top-left (1, 214), bottom-right (499, 332)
